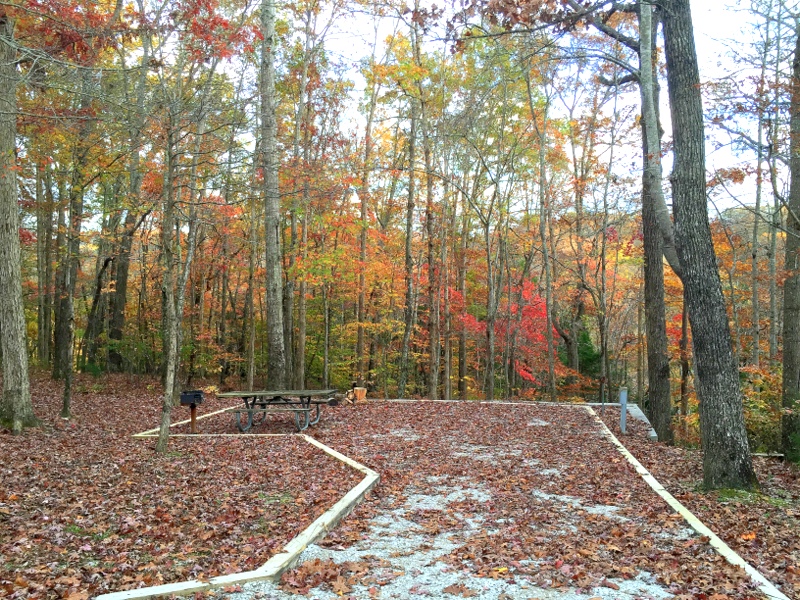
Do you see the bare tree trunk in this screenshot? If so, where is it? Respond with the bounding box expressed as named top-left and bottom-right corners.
top-left (323, 283), bottom-right (330, 389)
top-left (397, 100), bottom-right (417, 399)
top-left (442, 182), bottom-right (452, 400)
top-left (52, 176), bottom-right (67, 380)
top-left (680, 303), bottom-right (690, 435)
top-left (636, 281), bottom-right (644, 403)
top-left (751, 44), bottom-right (767, 367)
top-left (768, 5), bottom-right (783, 365)
top-left (484, 219), bottom-right (497, 402)
top-left (642, 147), bottom-right (673, 443)
top-left (663, 0), bottom-right (756, 488)
top-left (640, 1), bottom-right (673, 442)
top-left (528, 77), bottom-right (556, 403)
top-left (295, 208), bottom-right (307, 389)
top-left (0, 16), bottom-right (35, 433)
top-left (36, 165), bottom-right (51, 366)
top-left (357, 62), bottom-right (378, 388)
top-left (458, 191), bottom-right (469, 400)
top-left (156, 122), bottom-right (178, 454)
top-left (247, 187), bottom-right (257, 391)
top-left (61, 71), bottom-right (93, 419)
top-left (261, 0), bottom-right (286, 389)
top-left (782, 26), bottom-right (800, 462)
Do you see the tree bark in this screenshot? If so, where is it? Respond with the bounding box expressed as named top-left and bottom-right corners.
top-left (60, 71), bottom-right (93, 418)
top-left (0, 16), bottom-right (35, 433)
top-left (662, 0), bottom-right (756, 488)
top-left (36, 164), bottom-right (52, 367)
top-left (397, 99), bottom-right (417, 399)
top-left (261, 0), bottom-right (286, 389)
top-left (155, 121), bottom-right (178, 454)
top-left (639, 1), bottom-right (672, 443)
top-left (782, 25), bottom-right (800, 462)
top-left (458, 189), bottom-right (469, 400)
top-left (357, 47), bottom-right (379, 389)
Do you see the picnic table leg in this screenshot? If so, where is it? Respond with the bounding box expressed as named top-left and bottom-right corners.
top-left (235, 409), bottom-right (253, 432)
top-left (235, 397), bottom-right (254, 433)
top-left (253, 402), bottom-right (268, 426)
top-left (308, 404), bottom-right (322, 426)
top-left (294, 408), bottom-right (310, 432)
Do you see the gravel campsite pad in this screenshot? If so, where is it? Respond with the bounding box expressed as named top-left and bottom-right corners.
top-left (208, 401), bottom-right (766, 600)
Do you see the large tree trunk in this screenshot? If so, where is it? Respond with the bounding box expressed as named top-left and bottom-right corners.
top-left (662, 0), bottom-right (756, 488)
top-left (261, 0), bottom-right (286, 389)
top-left (782, 26), bottom-right (800, 462)
top-left (639, 1), bottom-right (672, 443)
top-left (642, 157), bottom-right (672, 443)
top-left (0, 16), bottom-right (35, 433)
top-left (155, 123), bottom-right (178, 454)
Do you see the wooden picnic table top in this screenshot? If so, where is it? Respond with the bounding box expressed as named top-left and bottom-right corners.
top-left (217, 389), bottom-right (337, 398)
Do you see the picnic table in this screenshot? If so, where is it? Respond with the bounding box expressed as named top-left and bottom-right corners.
top-left (217, 389), bottom-right (339, 433)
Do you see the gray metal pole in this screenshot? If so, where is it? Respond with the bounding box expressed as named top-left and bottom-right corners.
top-left (619, 386), bottom-right (627, 434)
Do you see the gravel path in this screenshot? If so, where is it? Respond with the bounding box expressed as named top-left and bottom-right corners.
top-left (211, 402), bottom-right (764, 600)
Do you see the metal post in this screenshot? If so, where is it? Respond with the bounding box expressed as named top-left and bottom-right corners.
top-left (619, 386), bottom-right (627, 434)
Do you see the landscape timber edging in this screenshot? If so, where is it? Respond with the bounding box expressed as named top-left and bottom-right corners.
top-left (95, 432), bottom-right (379, 600)
top-left (587, 406), bottom-right (790, 600)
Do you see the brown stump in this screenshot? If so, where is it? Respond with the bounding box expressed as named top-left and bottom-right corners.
top-left (353, 387), bottom-right (367, 403)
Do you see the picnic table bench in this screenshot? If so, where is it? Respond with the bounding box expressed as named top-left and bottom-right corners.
top-left (217, 389), bottom-right (339, 433)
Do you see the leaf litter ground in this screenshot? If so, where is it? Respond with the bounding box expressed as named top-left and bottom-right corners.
top-left (597, 407), bottom-right (799, 599)
top-left (3, 379), bottom-right (795, 600)
top-left (0, 375), bottom-right (360, 598)
top-left (190, 401), bottom-right (773, 600)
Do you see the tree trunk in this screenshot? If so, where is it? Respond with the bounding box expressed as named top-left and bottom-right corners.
top-left (530, 80), bottom-right (557, 403)
top-left (636, 282), bottom-right (644, 403)
top-left (639, 1), bottom-right (672, 443)
top-left (36, 165), bottom-right (52, 366)
top-left (246, 186), bottom-right (257, 391)
top-left (458, 192), bottom-right (469, 400)
top-left (61, 71), bottom-right (93, 418)
top-left (261, 0), bottom-right (286, 389)
top-left (108, 210), bottom-right (137, 371)
top-left (782, 26), bottom-right (800, 462)
top-left (0, 16), bottom-right (35, 433)
top-left (642, 151), bottom-right (673, 443)
top-left (156, 122), bottom-right (178, 454)
top-left (295, 209), bottom-right (308, 389)
top-left (663, 0), bottom-right (756, 488)
top-left (680, 302), bottom-right (690, 435)
top-left (357, 65), bottom-right (378, 388)
top-left (397, 100), bottom-right (417, 399)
